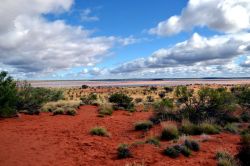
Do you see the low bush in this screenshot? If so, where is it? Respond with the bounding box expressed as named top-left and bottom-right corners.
top-left (179, 120), bottom-right (201, 135)
top-left (181, 146), bottom-right (192, 157)
top-left (161, 124), bottom-right (179, 140)
top-left (65, 108), bottom-right (77, 116)
top-left (90, 127), bottom-right (108, 136)
top-left (134, 121), bottom-right (153, 131)
top-left (164, 87), bottom-right (173, 93)
top-left (216, 151), bottom-right (237, 166)
top-left (199, 123), bottom-right (221, 135)
top-left (53, 108), bottom-right (64, 115)
top-left (163, 145), bottom-right (181, 158)
top-left (117, 144), bottom-right (132, 159)
top-left (241, 111), bottom-right (250, 122)
top-left (224, 123), bottom-right (238, 134)
top-left (145, 137), bottom-right (160, 146)
top-left (80, 93), bottom-right (97, 105)
top-left (184, 140), bottom-right (200, 152)
top-left (109, 93), bottom-right (134, 110)
top-left (237, 134), bottom-right (250, 166)
top-left (98, 103), bottom-right (113, 116)
top-left (134, 98), bottom-right (143, 103)
top-left (17, 81), bottom-right (64, 114)
top-left (81, 85), bottom-right (89, 89)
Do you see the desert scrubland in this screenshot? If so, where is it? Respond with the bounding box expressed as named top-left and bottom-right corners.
top-left (1, 72), bottom-right (250, 166)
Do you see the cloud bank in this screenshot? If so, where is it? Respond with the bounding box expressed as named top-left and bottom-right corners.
top-left (149, 0), bottom-right (250, 36)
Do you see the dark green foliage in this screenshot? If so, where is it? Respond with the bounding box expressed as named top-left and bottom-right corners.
top-left (65, 108), bottom-right (77, 116)
top-left (16, 81), bottom-right (64, 114)
top-left (145, 137), bottom-right (160, 146)
top-left (231, 86), bottom-right (250, 108)
top-left (109, 93), bottom-right (134, 110)
top-left (175, 86), bottom-right (236, 124)
top-left (81, 85), bottom-right (89, 89)
top-left (184, 140), bottom-right (200, 151)
top-left (237, 133), bottom-right (250, 166)
top-left (134, 121), bottom-right (153, 131)
top-left (241, 111), bottom-right (250, 122)
top-left (181, 146), bottom-right (192, 157)
top-left (151, 98), bottom-right (180, 124)
top-left (161, 125), bottom-right (179, 140)
top-left (134, 98), bottom-right (143, 103)
top-left (163, 145), bottom-right (181, 158)
top-left (150, 86), bottom-right (157, 91)
top-left (80, 93), bottom-right (97, 105)
top-left (0, 71), bottom-right (18, 118)
top-left (90, 127), bottom-right (108, 136)
top-left (164, 87), bottom-right (173, 93)
top-left (117, 144), bottom-right (131, 159)
top-left (159, 91), bottom-right (166, 99)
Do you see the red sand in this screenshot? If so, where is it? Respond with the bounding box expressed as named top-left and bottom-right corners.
top-left (0, 106), bottom-right (240, 166)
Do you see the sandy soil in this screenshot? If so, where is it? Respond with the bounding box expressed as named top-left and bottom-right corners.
top-left (0, 106), bottom-right (240, 166)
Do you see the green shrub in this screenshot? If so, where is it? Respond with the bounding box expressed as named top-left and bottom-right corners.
top-left (181, 146), bottom-right (192, 157)
top-left (241, 112), bottom-right (250, 122)
top-left (237, 133), bottom-right (250, 166)
top-left (199, 123), bottom-right (220, 135)
top-left (80, 93), bottom-right (97, 105)
top-left (0, 71), bottom-right (18, 118)
top-left (179, 120), bottom-right (202, 135)
top-left (65, 108), bottom-right (77, 116)
top-left (216, 151), bottom-right (237, 166)
top-left (184, 140), bottom-right (200, 152)
top-left (90, 127), bottom-right (108, 136)
top-left (109, 93), bottom-right (134, 110)
top-left (134, 98), bottom-right (143, 103)
top-left (224, 123), bottom-right (238, 134)
top-left (134, 121), bottom-right (153, 131)
top-left (231, 86), bottom-right (250, 108)
top-left (53, 108), bottom-right (64, 115)
top-left (16, 81), bottom-right (64, 114)
top-left (81, 85), bottom-right (89, 89)
top-left (163, 145), bottom-right (181, 158)
top-left (98, 104), bottom-right (113, 116)
top-left (117, 144), bottom-right (131, 159)
top-left (161, 124), bottom-right (179, 140)
top-left (145, 137), bottom-right (160, 146)
top-left (164, 87), bottom-right (173, 93)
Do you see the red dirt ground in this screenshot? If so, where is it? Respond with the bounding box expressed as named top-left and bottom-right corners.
top-left (0, 106), bottom-right (240, 166)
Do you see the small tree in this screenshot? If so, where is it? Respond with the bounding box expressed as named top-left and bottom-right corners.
top-left (0, 71), bottom-right (18, 117)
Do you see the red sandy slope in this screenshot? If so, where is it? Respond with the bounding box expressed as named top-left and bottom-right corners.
top-left (0, 106), bottom-right (240, 166)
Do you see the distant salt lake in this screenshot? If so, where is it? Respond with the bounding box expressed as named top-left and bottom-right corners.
top-left (28, 79), bottom-right (250, 88)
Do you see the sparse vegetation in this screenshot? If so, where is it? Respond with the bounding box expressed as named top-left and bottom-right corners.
top-left (161, 124), bottom-right (179, 140)
top-left (109, 93), bottom-right (134, 110)
top-left (98, 103), bottom-right (113, 116)
top-left (90, 127), bottom-right (108, 136)
top-left (134, 120), bottom-right (153, 131)
top-left (184, 140), bottom-right (200, 152)
top-left (145, 137), bottom-right (160, 146)
top-left (216, 151), bottom-right (238, 166)
top-left (163, 145), bottom-right (181, 158)
top-left (117, 144), bottom-right (132, 159)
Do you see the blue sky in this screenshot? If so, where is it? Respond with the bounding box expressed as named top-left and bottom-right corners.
top-left (1, 0), bottom-right (250, 79)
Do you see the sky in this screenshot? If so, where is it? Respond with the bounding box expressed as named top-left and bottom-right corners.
top-left (0, 0), bottom-right (250, 80)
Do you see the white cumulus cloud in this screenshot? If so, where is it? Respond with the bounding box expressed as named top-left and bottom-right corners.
top-left (149, 0), bottom-right (250, 36)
